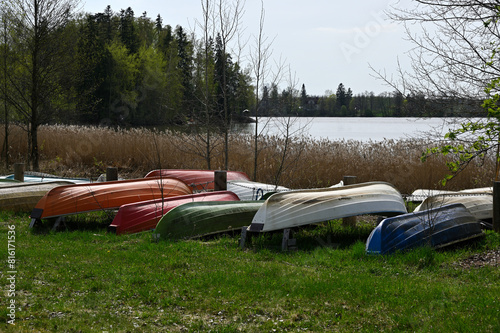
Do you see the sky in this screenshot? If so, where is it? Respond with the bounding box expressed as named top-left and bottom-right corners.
top-left (81, 0), bottom-right (414, 96)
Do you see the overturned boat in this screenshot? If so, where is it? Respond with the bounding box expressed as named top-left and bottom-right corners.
top-left (144, 169), bottom-right (250, 191)
top-left (406, 187), bottom-right (492, 202)
top-left (1, 172), bottom-right (90, 184)
top-left (109, 191), bottom-right (240, 235)
top-left (247, 182), bottom-right (407, 232)
top-left (366, 203), bottom-right (484, 254)
top-left (227, 180), bottom-right (289, 200)
top-left (0, 181), bottom-right (73, 212)
top-left (154, 201), bottom-right (264, 240)
top-left (413, 193), bottom-right (492, 222)
top-left (30, 178), bottom-right (192, 223)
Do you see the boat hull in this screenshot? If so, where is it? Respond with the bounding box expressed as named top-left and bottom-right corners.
top-left (30, 178), bottom-right (192, 220)
top-left (227, 180), bottom-right (289, 200)
top-left (0, 181), bottom-right (73, 212)
top-left (406, 187), bottom-right (492, 202)
top-left (144, 169), bottom-right (250, 191)
top-left (154, 201), bottom-right (264, 240)
top-left (248, 182), bottom-right (407, 232)
top-left (413, 193), bottom-right (492, 221)
top-left (1, 173), bottom-right (90, 184)
top-left (366, 203), bottom-right (484, 254)
top-left (109, 191), bottom-right (240, 235)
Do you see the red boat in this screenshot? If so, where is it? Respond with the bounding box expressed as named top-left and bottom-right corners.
top-left (144, 169), bottom-right (250, 191)
top-left (109, 191), bottom-right (240, 235)
top-left (30, 178), bottom-right (192, 221)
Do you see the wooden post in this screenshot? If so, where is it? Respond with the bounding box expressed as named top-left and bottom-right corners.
top-left (14, 163), bottom-right (24, 182)
top-left (106, 167), bottom-right (118, 181)
top-left (342, 175), bottom-right (357, 227)
top-left (282, 228), bottom-right (297, 251)
top-left (493, 181), bottom-right (500, 233)
top-left (214, 170), bottom-right (227, 191)
top-left (239, 227), bottom-right (248, 249)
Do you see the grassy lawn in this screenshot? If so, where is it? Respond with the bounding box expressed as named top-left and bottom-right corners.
top-left (1, 211), bottom-right (499, 332)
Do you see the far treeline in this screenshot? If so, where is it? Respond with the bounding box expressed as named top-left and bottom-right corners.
top-left (0, 5), bottom-right (486, 132)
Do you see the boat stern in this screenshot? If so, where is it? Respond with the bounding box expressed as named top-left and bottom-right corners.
top-left (365, 225), bottom-right (383, 254)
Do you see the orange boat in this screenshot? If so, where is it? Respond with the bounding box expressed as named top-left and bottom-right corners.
top-left (30, 178), bottom-right (192, 221)
top-left (144, 169), bottom-right (250, 191)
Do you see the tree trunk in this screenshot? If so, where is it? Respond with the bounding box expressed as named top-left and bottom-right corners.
top-left (30, 116), bottom-right (39, 171)
top-left (2, 13), bottom-right (8, 168)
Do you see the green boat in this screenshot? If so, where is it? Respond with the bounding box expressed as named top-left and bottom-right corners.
top-left (154, 201), bottom-right (264, 240)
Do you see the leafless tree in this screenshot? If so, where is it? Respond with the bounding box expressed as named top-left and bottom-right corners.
top-left (180, 0), bottom-right (244, 170)
top-left (216, 0), bottom-right (245, 170)
top-left (181, 0), bottom-right (223, 170)
top-left (370, 1), bottom-right (500, 191)
top-left (249, 0), bottom-right (284, 181)
top-left (271, 67), bottom-right (311, 187)
top-left (373, 1), bottom-right (500, 100)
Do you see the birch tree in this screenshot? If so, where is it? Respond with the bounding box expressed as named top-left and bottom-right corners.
top-left (249, 0), bottom-right (272, 181)
top-left (215, 0), bottom-right (245, 170)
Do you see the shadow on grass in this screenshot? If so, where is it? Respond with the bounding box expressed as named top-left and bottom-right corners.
top-left (246, 219), bottom-right (376, 252)
top-left (30, 211), bottom-right (115, 234)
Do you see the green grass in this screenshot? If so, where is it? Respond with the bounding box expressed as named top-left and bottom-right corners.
top-left (1, 211), bottom-right (499, 332)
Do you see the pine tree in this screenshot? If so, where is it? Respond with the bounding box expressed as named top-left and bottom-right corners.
top-left (119, 7), bottom-right (139, 54)
top-left (300, 84), bottom-right (307, 111)
top-left (336, 83), bottom-right (346, 111)
top-left (175, 25), bottom-right (194, 113)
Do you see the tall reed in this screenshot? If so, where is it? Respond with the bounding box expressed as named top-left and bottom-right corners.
top-left (0, 124), bottom-right (494, 194)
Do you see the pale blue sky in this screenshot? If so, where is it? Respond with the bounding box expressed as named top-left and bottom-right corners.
top-left (82, 0), bottom-right (412, 96)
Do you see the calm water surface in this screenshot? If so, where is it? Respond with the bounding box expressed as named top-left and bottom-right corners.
top-left (233, 117), bottom-right (464, 142)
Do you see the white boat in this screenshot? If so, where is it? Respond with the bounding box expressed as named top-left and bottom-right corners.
top-left (461, 187), bottom-right (493, 194)
top-left (247, 182), bottom-right (407, 232)
top-left (413, 192), bottom-right (492, 221)
top-left (406, 189), bottom-right (456, 202)
top-left (406, 187), bottom-right (492, 202)
top-left (227, 180), bottom-right (289, 200)
top-left (0, 172), bottom-right (90, 184)
top-left (0, 181), bottom-right (73, 212)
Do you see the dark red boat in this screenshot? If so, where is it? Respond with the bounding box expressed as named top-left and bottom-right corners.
top-left (108, 191), bottom-right (240, 235)
top-left (144, 169), bottom-right (250, 191)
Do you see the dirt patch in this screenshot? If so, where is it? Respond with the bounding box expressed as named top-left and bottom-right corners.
top-left (452, 249), bottom-right (500, 269)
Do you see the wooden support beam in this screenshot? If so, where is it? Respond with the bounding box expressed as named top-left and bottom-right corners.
top-left (282, 229), bottom-right (297, 251)
top-left (51, 216), bottom-right (66, 231)
top-left (240, 226), bottom-right (248, 249)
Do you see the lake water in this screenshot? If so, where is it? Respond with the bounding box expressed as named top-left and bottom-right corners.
top-left (233, 117), bottom-right (465, 142)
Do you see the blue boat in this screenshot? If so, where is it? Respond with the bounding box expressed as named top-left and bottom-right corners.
top-left (366, 203), bottom-right (484, 254)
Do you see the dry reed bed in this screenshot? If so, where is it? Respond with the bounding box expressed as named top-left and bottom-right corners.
top-left (0, 124), bottom-right (494, 194)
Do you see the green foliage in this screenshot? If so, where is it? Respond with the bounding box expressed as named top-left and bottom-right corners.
top-left (421, 89), bottom-right (498, 185)
top-left (420, 4), bottom-right (500, 184)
